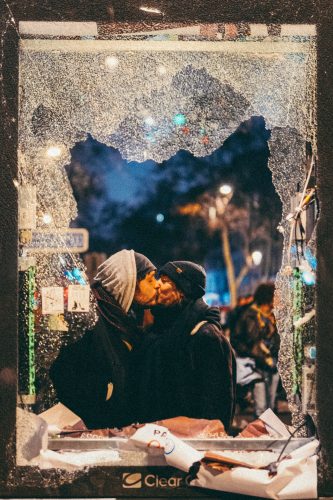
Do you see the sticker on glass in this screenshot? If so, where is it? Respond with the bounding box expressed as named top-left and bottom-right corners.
top-left (41, 286), bottom-right (64, 314)
top-left (68, 284), bottom-right (90, 312)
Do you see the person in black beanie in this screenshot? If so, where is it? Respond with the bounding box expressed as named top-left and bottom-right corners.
top-left (134, 261), bottom-right (237, 432)
top-left (50, 249), bottom-right (160, 429)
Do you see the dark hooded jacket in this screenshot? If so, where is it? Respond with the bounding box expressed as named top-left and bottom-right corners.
top-left (231, 304), bottom-right (280, 370)
top-left (133, 298), bottom-right (236, 432)
top-left (50, 283), bottom-right (141, 429)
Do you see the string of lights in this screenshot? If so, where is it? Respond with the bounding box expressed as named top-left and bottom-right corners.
top-left (27, 265), bottom-right (36, 396)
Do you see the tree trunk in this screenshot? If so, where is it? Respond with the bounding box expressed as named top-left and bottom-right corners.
top-left (236, 262), bottom-right (249, 291)
top-left (221, 223), bottom-right (237, 308)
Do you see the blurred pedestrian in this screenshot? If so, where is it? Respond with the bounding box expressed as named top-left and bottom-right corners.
top-left (231, 282), bottom-right (279, 417)
top-left (225, 294), bottom-right (253, 341)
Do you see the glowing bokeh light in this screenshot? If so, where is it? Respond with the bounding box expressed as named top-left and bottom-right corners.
top-left (251, 250), bottom-right (263, 266)
top-left (139, 5), bottom-right (163, 14)
top-left (105, 56), bottom-right (119, 68)
top-left (173, 113), bottom-right (187, 126)
top-left (144, 116), bottom-right (155, 126)
top-left (157, 65), bottom-right (167, 75)
top-left (46, 146), bottom-right (61, 158)
top-left (42, 213), bottom-right (52, 224)
top-left (219, 184), bottom-right (233, 195)
top-left (302, 270), bottom-right (316, 286)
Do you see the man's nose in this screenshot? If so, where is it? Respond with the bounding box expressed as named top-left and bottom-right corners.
top-left (155, 279), bottom-right (162, 289)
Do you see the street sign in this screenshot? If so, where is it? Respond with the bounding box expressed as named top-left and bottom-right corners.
top-left (24, 228), bottom-right (89, 253)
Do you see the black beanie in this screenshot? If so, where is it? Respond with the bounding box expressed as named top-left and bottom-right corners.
top-left (134, 252), bottom-right (156, 281)
top-left (158, 261), bottom-right (206, 299)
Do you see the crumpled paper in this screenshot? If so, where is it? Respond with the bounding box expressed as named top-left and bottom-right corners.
top-left (156, 416), bottom-right (227, 438)
top-left (239, 408), bottom-right (291, 439)
top-left (129, 411), bottom-right (318, 499)
top-left (190, 441), bottom-right (318, 500)
top-left (39, 404), bottom-right (318, 498)
top-left (40, 404), bottom-right (227, 438)
top-left (130, 423), bottom-right (204, 472)
top-left (39, 402), bottom-right (83, 435)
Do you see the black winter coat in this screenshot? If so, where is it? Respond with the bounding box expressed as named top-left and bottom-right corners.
top-left (50, 289), bottom-right (140, 429)
top-left (133, 299), bottom-right (236, 432)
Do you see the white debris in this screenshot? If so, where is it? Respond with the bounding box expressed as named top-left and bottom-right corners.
top-left (37, 449), bottom-right (120, 470)
top-left (16, 407), bottom-right (48, 465)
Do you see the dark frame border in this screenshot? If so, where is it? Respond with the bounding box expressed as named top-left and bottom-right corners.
top-left (1, 0), bottom-right (333, 496)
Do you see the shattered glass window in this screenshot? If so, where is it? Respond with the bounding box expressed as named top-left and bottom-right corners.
top-left (13, 21), bottom-right (317, 482)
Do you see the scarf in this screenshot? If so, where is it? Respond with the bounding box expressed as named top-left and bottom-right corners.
top-left (92, 282), bottom-right (141, 350)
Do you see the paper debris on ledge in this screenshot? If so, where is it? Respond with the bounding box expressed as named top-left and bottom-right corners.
top-left (239, 408), bottom-right (291, 438)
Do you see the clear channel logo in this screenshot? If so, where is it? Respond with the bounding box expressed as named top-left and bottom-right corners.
top-left (122, 472), bottom-right (142, 488)
top-left (122, 472), bottom-right (190, 489)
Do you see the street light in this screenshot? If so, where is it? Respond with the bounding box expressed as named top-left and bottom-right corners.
top-left (219, 184), bottom-right (233, 196)
top-left (252, 250), bottom-right (263, 266)
top-left (216, 184), bottom-right (233, 216)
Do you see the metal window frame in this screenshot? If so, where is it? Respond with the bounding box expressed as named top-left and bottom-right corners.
top-left (0, 0), bottom-right (332, 496)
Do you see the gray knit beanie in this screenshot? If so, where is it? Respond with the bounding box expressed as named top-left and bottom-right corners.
top-left (134, 252), bottom-right (156, 281)
top-left (94, 249), bottom-right (136, 313)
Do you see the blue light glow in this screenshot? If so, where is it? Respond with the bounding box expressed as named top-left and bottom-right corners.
top-left (304, 247), bottom-right (317, 270)
top-left (72, 268), bottom-right (82, 279)
top-left (156, 213), bottom-right (165, 223)
top-left (173, 113), bottom-right (187, 126)
top-left (222, 292), bottom-right (231, 305)
top-left (64, 270), bottom-right (75, 281)
top-left (146, 133), bottom-right (156, 142)
top-left (204, 292), bottom-right (220, 306)
top-left (309, 346), bottom-right (316, 359)
top-left (66, 268), bottom-right (86, 285)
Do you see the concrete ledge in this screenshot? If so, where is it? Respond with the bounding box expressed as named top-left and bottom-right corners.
top-left (19, 21), bottom-right (98, 37)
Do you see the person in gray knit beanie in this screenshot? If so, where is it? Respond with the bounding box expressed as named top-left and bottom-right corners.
top-left (94, 249), bottom-right (159, 311)
top-left (50, 249), bottom-right (160, 430)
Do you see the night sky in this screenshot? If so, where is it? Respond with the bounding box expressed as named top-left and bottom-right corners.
top-left (66, 115), bottom-right (283, 299)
